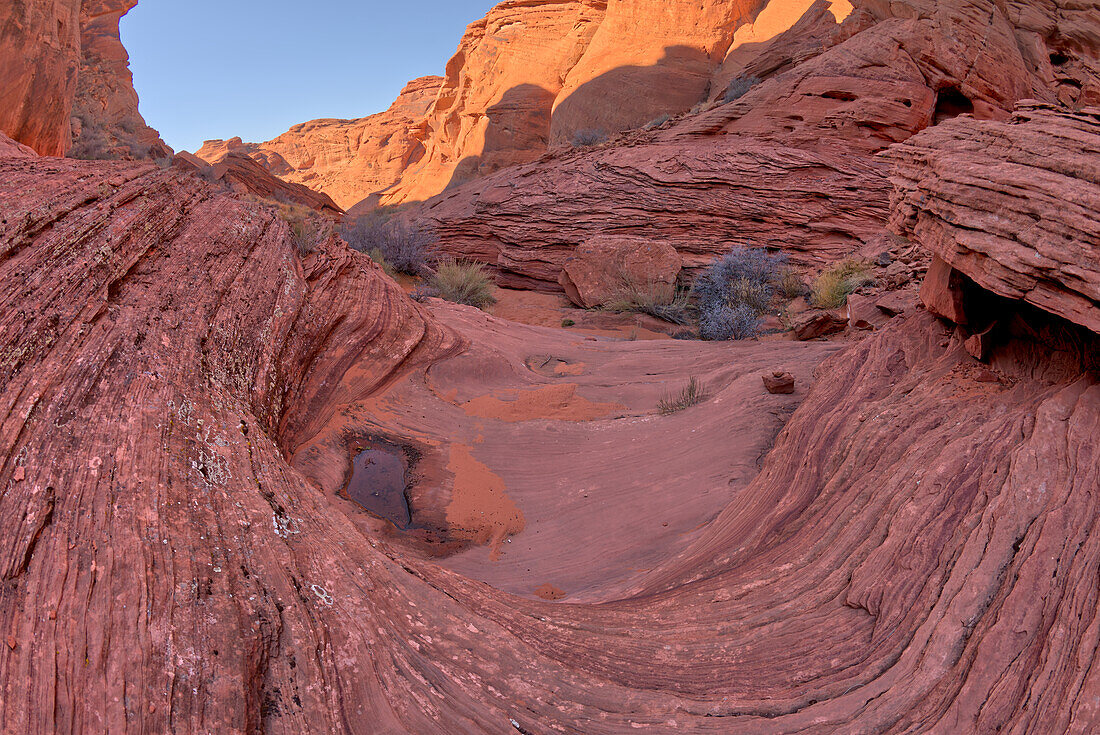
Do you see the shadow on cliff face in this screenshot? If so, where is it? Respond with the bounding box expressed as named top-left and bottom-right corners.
top-left (444, 83), bottom-right (555, 191)
top-left (549, 45), bottom-right (714, 146)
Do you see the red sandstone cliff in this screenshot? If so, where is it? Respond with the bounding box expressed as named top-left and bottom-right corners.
top-left (0, 0), bottom-right (82, 156)
top-left (391, 0), bottom-right (1100, 290)
top-left (0, 0), bottom-right (167, 158)
top-left (195, 76), bottom-right (443, 210)
top-left (70, 0), bottom-right (170, 159)
top-left (227, 0), bottom-right (1099, 214)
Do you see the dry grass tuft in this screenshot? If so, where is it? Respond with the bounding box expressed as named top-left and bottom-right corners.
top-left (810, 259), bottom-right (873, 309)
top-left (658, 377), bottom-right (707, 415)
top-left (429, 260), bottom-right (497, 309)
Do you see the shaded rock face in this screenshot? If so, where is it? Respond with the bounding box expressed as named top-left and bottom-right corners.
top-left (195, 76), bottom-right (443, 210)
top-left (0, 0), bottom-right (82, 156)
top-left (887, 102), bottom-right (1100, 334)
top-left (0, 0), bottom-right (166, 157)
top-left (69, 0), bottom-right (170, 159)
top-left (558, 235), bottom-right (682, 308)
top-left (2, 140), bottom-right (1099, 731)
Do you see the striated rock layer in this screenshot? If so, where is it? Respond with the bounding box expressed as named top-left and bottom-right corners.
top-left (175, 149), bottom-right (344, 215)
top-left (407, 135), bottom-right (893, 289)
top-left (2, 107), bottom-right (1100, 731)
top-left (886, 102), bottom-right (1100, 333)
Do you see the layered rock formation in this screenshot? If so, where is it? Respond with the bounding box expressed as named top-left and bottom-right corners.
top-left (0, 0), bottom-right (167, 157)
top-left (175, 149), bottom-right (344, 215)
top-left (195, 76), bottom-right (443, 210)
top-left (394, 0), bottom-right (1100, 289)
top-left (887, 102), bottom-right (1100, 333)
top-left (2, 0), bottom-right (1100, 732)
top-left (224, 0), bottom-right (1099, 215)
top-left (69, 0), bottom-right (170, 159)
top-left (408, 135), bottom-right (892, 289)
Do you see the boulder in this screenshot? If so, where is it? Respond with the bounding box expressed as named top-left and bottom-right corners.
top-left (558, 236), bottom-right (681, 309)
top-left (918, 255), bottom-right (970, 325)
top-left (875, 289), bottom-right (919, 317)
top-left (846, 293), bottom-right (890, 331)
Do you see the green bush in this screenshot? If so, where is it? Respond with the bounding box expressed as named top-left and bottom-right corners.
top-left (429, 260), bottom-right (497, 309)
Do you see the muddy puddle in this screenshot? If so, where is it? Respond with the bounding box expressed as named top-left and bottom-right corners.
top-left (345, 442), bottom-right (412, 528)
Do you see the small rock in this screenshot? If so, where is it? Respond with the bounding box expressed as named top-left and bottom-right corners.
top-left (6, 636), bottom-right (15, 650)
top-left (12, 466), bottom-right (25, 482)
top-left (964, 323), bottom-right (997, 361)
top-left (875, 251), bottom-right (893, 267)
top-left (974, 368), bottom-right (1001, 383)
top-left (792, 310), bottom-right (848, 340)
top-left (920, 256), bottom-right (969, 324)
top-left (762, 370), bottom-right (796, 394)
top-left (846, 294), bottom-right (889, 331)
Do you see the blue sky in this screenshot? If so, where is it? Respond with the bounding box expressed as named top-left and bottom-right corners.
top-left (122, 1), bottom-right (498, 153)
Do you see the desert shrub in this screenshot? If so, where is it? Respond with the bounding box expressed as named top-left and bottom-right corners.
top-left (428, 260), bottom-right (497, 309)
top-left (777, 267), bottom-right (807, 299)
top-left (692, 246), bottom-right (787, 340)
top-left (561, 318), bottom-right (576, 327)
top-left (723, 76), bottom-right (761, 103)
top-left (699, 303), bottom-right (761, 341)
top-left (290, 218), bottom-right (322, 256)
top-left (644, 113), bottom-right (671, 130)
top-left (658, 377), bottom-right (707, 415)
top-left (602, 277), bottom-right (693, 325)
top-left (571, 128), bottom-right (608, 147)
top-left (341, 212), bottom-right (436, 275)
top-left (809, 259), bottom-right (873, 309)
top-left (367, 248), bottom-right (396, 276)
top-left (410, 284), bottom-right (437, 303)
